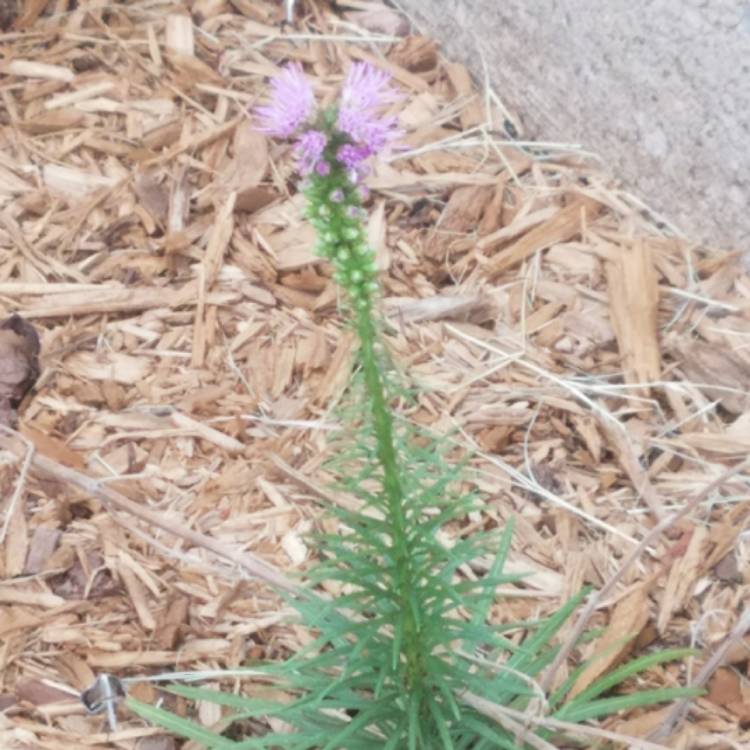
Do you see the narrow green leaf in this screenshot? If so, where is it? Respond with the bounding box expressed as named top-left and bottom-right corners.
top-left (560, 647), bottom-right (697, 710)
top-left (558, 686), bottom-right (704, 723)
top-left (425, 692), bottom-right (455, 750)
top-left (126, 697), bottom-right (237, 750)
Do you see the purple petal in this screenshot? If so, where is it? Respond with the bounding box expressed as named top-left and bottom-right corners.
top-left (336, 143), bottom-right (372, 170)
top-left (294, 130), bottom-right (328, 174)
top-left (255, 63), bottom-right (315, 138)
top-left (336, 63), bottom-right (402, 161)
top-left (340, 62), bottom-right (401, 112)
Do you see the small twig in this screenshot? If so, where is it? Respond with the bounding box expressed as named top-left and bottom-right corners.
top-left (648, 606), bottom-right (750, 741)
top-left (461, 428), bottom-right (639, 544)
top-left (461, 691), bottom-right (558, 750)
top-left (463, 691), bottom-right (672, 750)
top-left (0, 425), bottom-right (34, 545)
top-left (540, 459), bottom-right (750, 694)
top-left (0, 433), bottom-right (300, 595)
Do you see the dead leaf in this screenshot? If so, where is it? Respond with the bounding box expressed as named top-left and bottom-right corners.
top-left (0, 314), bottom-right (40, 426)
top-left (155, 595), bottom-right (190, 649)
top-left (613, 706), bottom-right (671, 740)
top-left (569, 583), bottom-right (651, 698)
top-left (389, 36), bottom-right (439, 72)
top-left (0, 0), bottom-right (18, 31)
top-left (229, 125), bottom-right (268, 191)
top-left (385, 293), bottom-right (497, 324)
top-left (49, 552), bottom-right (119, 600)
top-left (345, 8), bottom-right (408, 36)
top-left (235, 186), bottom-right (277, 214)
top-left (15, 678), bottom-right (73, 706)
top-left (713, 551), bottom-right (741, 582)
top-left (166, 52), bottom-right (223, 86)
top-left (676, 340), bottom-right (750, 414)
top-left (428, 185), bottom-right (494, 259)
top-left (707, 667), bottom-right (750, 722)
top-left (657, 526), bottom-right (707, 633)
top-left (134, 170), bottom-right (169, 224)
top-left (23, 527), bottom-right (61, 575)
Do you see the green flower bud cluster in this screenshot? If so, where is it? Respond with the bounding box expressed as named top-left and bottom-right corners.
top-left (304, 169), bottom-right (379, 310)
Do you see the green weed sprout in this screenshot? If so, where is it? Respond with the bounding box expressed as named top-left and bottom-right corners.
top-left (127, 62), bottom-right (700, 749)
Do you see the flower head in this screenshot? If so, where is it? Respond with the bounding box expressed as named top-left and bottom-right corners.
top-left (294, 130), bottom-right (328, 174)
top-left (336, 63), bottom-right (401, 164)
top-left (340, 62), bottom-right (401, 113)
top-left (257, 61), bottom-right (402, 184)
top-left (255, 63), bottom-right (314, 138)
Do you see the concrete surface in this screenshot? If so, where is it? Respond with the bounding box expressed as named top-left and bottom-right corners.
top-left (394, 0), bottom-right (750, 250)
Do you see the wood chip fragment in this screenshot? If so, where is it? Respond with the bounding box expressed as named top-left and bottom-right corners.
top-left (165, 14), bottom-right (195, 57)
top-left (606, 239), bottom-right (661, 393)
top-left (485, 196), bottom-right (604, 278)
top-left (4, 60), bottom-right (74, 82)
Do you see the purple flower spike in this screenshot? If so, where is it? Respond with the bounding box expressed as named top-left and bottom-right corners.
top-left (255, 63), bottom-right (314, 138)
top-left (336, 63), bottom-right (401, 159)
top-left (315, 161), bottom-right (331, 176)
top-left (336, 143), bottom-right (371, 170)
top-left (340, 62), bottom-right (401, 113)
top-left (294, 130), bottom-right (328, 174)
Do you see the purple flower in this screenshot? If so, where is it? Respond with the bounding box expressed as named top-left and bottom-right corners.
top-left (336, 63), bottom-right (401, 159)
top-left (294, 130), bottom-right (327, 174)
top-left (335, 144), bottom-right (374, 183)
top-left (340, 62), bottom-right (400, 113)
top-left (255, 63), bottom-right (314, 138)
top-left (336, 143), bottom-right (371, 170)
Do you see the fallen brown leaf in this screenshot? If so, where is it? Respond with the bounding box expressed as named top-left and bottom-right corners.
top-left (23, 527), bottom-right (62, 575)
top-left (707, 667), bottom-right (749, 722)
top-left (676, 340), bottom-right (750, 414)
top-left (15, 678), bottom-right (73, 706)
top-left (0, 0), bottom-right (18, 31)
top-left (569, 583), bottom-right (651, 698)
top-left (0, 314), bottom-right (40, 426)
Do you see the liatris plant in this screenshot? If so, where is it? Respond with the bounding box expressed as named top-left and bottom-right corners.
top-left (127, 63), bottom-right (700, 749)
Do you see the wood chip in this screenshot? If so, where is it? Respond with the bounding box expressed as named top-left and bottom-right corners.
top-left (485, 196), bottom-right (604, 277)
top-left (606, 239), bottom-right (661, 393)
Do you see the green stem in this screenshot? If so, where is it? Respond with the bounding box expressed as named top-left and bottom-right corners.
top-left (305, 166), bottom-right (425, 692)
top-left (355, 303), bottom-right (424, 690)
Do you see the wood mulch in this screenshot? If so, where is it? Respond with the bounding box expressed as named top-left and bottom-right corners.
top-left (0, 1), bottom-right (748, 748)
